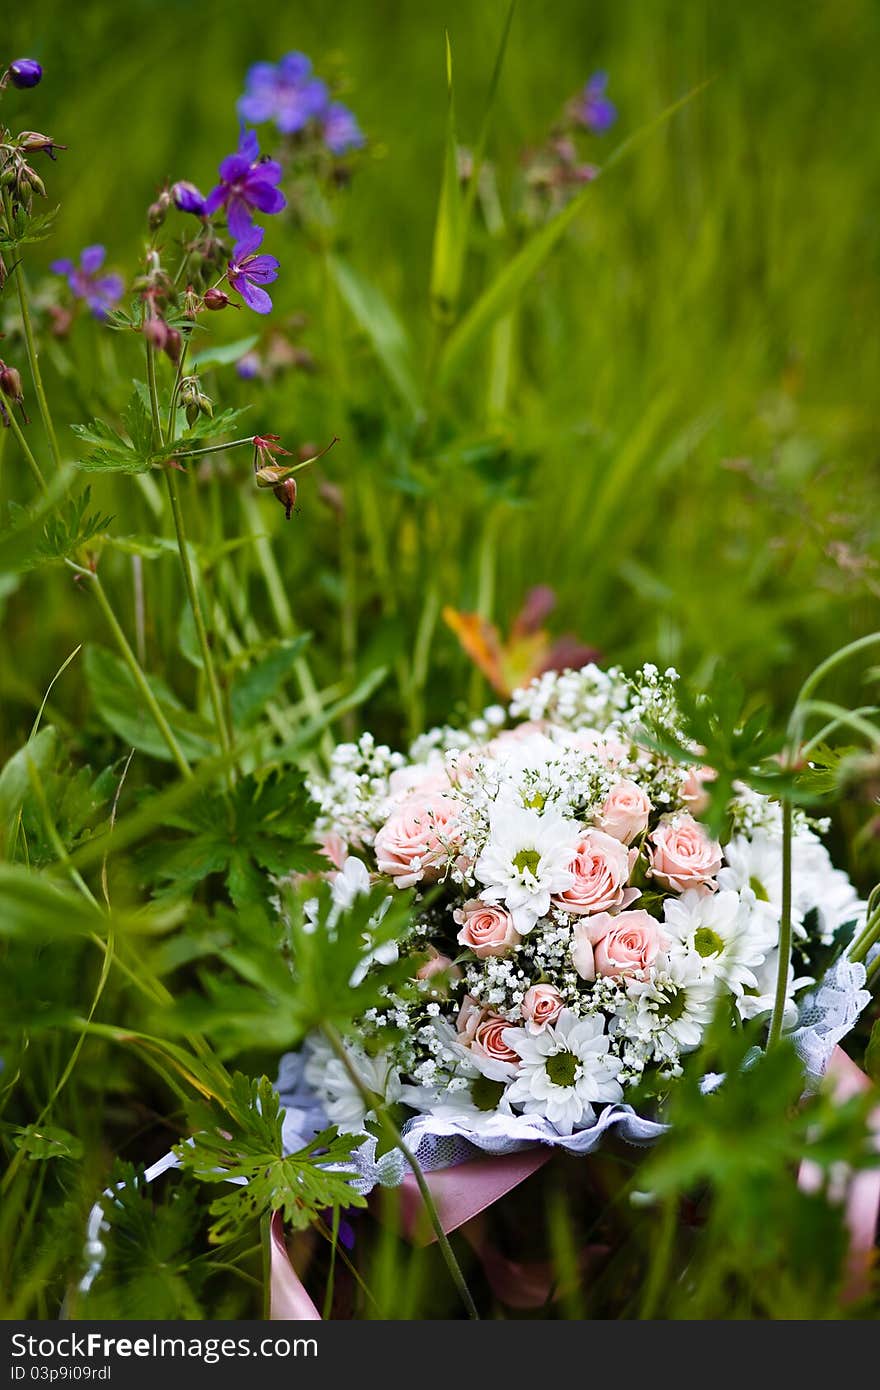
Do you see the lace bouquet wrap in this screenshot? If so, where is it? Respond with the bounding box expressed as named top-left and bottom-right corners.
top-left (278, 663), bottom-right (871, 1191)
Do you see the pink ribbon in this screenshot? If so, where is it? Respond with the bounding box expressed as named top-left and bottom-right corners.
top-left (271, 1045), bottom-right (880, 1319)
top-left (797, 1046), bottom-right (880, 1303)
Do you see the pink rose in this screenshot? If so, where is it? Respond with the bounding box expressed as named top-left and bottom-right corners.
top-left (456, 997), bottom-right (521, 1076)
top-left (416, 949), bottom-right (461, 983)
top-left (680, 765), bottom-right (716, 816)
top-left (598, 780), bottom-right (652, 845)
top-left (572, 909), bottom-right (666, 981)
top-left (454, 899), bottom-right (521, 958)
top-left (648, 813), bottom-right (722, 892)
top-left (318, 830), bottom-right (348, 870)
top-left (551, 829), bottom-right (638, 916)
top-left (374, 793), bottom-right (460, 888)
top-left (471, 1016), bottom-right (522, 1070)
top-left (388, 761), bottom-right (451, 802)
top-left (521, 983), bottom-right (564, 1032)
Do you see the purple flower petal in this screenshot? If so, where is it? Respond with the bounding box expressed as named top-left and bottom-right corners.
top-left (242, 254), bottom-right (279, 285)
top-left (218, 151), bottom-right (251, 184)
top-left (50, 258), bottom-right (75, 276)
top-left (245, 181), bottom-right (286, 216)
top-left (80, 245), bottom-right (106, 274)
top-left (201, 185), bottom-right (226, 217)
top-left (251, 158), bottom-right (283, 187)
top-left (227, 198), bottom-right (256, 241)
top-left (233, 224), bottom-right (265, 258)
top-left (238, 94), bottom-right (274, 123)
top-left (239, 280), bottom-right (273, 314)
top-left (278, 52), bottom-right (312, 83)
top-left (238, 128), bottom-right (260, 162)
top-left (95, 273), bottom-right (124, 300)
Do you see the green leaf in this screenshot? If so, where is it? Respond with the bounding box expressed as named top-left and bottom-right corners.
top-left (84, 644), bottom-right (216, 762)
top-left (143, 768), bottom-right (322, 914)
top-left (191, 336), bottom-right (259, 370)
top-left (12, 1123), bottom-right (84, 1161)
top-left (0, 863), bottom-right (109, 939)
top-left (175, 1074), bottom-right (367, 1244)
top-left (438, 80), bottom-right (708, 386)
top-left (328, 255), bottom-right (422, 415)
top-left (429, 33), bottom-right (466, 324)
top-left (229, 636), bottom-right (310, 728)
top-left (0, 726), bottom-right (57, 851)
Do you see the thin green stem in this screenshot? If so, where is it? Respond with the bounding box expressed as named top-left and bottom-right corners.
top-left (86, 570), bottom-right (193, 779)
top-left (163, 469), bottom-right (233, 764)
top-left (640, 1194), bottom-right (676, 1319)
top-left (767, 796), bottom-right (793, 1047)
top-left (321, 1023), bottom-right (479, 1320)
top-left (2, 188), bottom-right (63, 471)
top-left (3, 404), bottom-right (48, 494)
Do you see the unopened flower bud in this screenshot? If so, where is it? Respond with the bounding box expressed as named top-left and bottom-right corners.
top-left (0, 364), bottom-right (23, 400)
top-left (203, 287), bottom-right (232, 311)
top-left (171, 181), bottom-right (205, 215)
top-left (148, 190), bottom-right (172, 229)
top-left (142, 316), bottom-right (168, 351)
top-left (273, 478), bottom-right (297, 520)
top-left (17, 131), bottom-right (66, 160)
top-left (0, 361), bottom-right (29, 424)
top-left (8, 59), bottom-right (43, 90)
top-left (163, 327), bottom-right (182, 364)
top-left (23, 166), bottom-right (46, 198)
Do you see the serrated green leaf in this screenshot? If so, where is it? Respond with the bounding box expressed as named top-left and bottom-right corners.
top-left (229, 636), bottom-right (310, 728)
top-left (84, 643), bottom-right (216, 761)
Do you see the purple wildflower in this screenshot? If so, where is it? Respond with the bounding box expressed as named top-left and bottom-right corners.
top-left (8, 59), bottom-right (43, 90)
top-left (573, 71), bottom-right (617, 134)
top-left (171, 180), bottom-right (206, 215)
top-left (238, 53), bottom-right (329, 135)
top-left (235, 350), bottom-right (262, 379)
top-left (49, 245), bottom-right (124, 319)
top-left (202, 129), bottom-right (286, 240)
top-left (226, 225), bottom-right (279, 315)
top-left (321, 102), bottom-right (365, 156)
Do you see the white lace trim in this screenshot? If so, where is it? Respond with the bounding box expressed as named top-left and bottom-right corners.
top-left (275, 957), bottom-right (873, 1193)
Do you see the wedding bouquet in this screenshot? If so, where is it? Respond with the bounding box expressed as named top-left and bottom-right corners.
top-left (283, 663), bottom-right (871, 1167)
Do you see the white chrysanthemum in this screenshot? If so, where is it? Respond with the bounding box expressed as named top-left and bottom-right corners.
top-left (504, 1010), bottom-right (623, 1135)
top-left (736, 948), bottom-right (813, 1028)
top-left (615, 955), bottom-right (717, 1064)
top-left (328, 857), bottom-right (397, 986)
top-left (719, 829), bottom-right (864, 946)
top-left (474, 801), bottom-right (581, 932)
top-left (663, 888), bottom-right (770, 995)
top-left (303, 1036), bottom-right (402, 1134)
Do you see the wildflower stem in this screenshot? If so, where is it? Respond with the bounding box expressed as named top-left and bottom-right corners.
top-left (86, 570), bottom-right (193, 779)
top-left (321, 1022), bottom-right (480, 1320)
top-left (163, 468), bottom-right (234, 765)
top-left (3, 402), bottom-right (48, 494)
top-left (1, 189), bottom-right (63, 472)
top-left (145, 338), bottom-right (234, 769)
top-left (766, 795), bottom-right (793, 1047)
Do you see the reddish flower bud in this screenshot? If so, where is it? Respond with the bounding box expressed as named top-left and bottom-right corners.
top-left (0, 364), bottom-right (23, 401)
top-left (203, 287), bottom-right (232, 311)
top-left (148, 190), bottom-right (171, 229)
top-left (142, 316), bottom-right (169, 351)
top-left (273, 478), bottom-right (297, 520)
top-left (163, 327), bottom-right (182, 364)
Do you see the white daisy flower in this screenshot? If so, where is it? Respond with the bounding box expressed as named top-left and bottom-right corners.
top-left (662, 887), bottom-right (769, 995)
top-left (736, 948), bottom-right (813, 1028)
top-left (474, 801), bottom-right (581, 933)
top-left (303, 1036), bottom-right (401, 1134)
top-left (617, 955), bottom-right (717, 1061)
top-left (504, 1010), bottom-right (623, 1135)
top-left (329, 857), bottom-right (398, 986)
